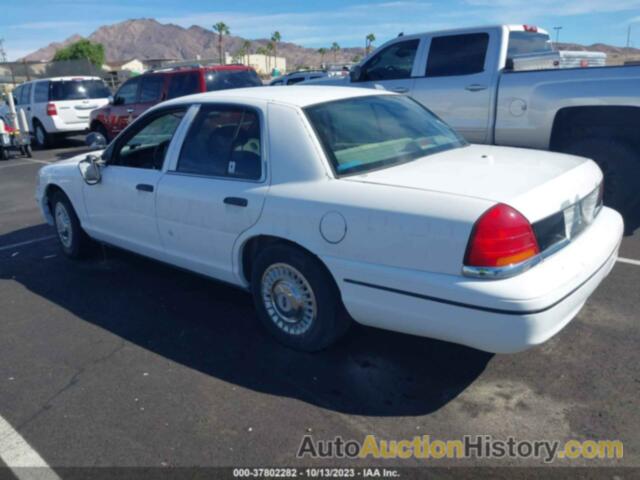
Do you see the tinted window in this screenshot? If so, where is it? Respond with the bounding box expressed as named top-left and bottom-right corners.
top-left (205, 70), bottom-right (262, 91)
top-left (115, 78), bottom-right (139, 105)
top-left (113, 109), bottom-right (185, 169)
top-left (13, 86), bottom-right (23, 105)
top-left (360, 39), bottom-right (419, 81)
top-left (177, 106), bottom-right (262, 180)
top-left (167, 72), bottom-right (201, 99)
top-left (50, 80), bottom-right (110, 100)
top-left (305, 95), bottom-right (466, 176)
top-left (286, 77), bottom-right (306, 85)
top-left (34, 82), bottom-right (49, 103)
top-left (508, 31), bottom-right (553, 57)
top-left (426, 33), bottom-right (489, 77)
top-left (139, 75), bottom-right (165, 103)
top-left (21, 84), bottom-right (32, 104)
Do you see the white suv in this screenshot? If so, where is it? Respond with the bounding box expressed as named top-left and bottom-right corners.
top-left (9, 76), bottom-right (111, 148)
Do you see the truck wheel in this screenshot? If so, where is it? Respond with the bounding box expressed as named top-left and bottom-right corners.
top-left (0, 148), bottom-right (8, 161)
top-left (251, 244), bottom-right (351, 351)
top-left (50, 192), bottom-right (93, 259)
top-left (24, 144), bottom-right (33, 158)
top-left (33, 121), bottom-right (51, 149)
top-left (563, 139), bottom-right (640, 217)
top-left (91, 123), bottom-right (110, 143)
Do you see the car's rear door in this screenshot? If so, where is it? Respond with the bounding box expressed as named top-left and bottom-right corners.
top-left (156, 103), bottom-right (268, 284)
top-left (410, 28), bottom-right (500, 144)
top-left (82, 107), bottom-right (189, 258)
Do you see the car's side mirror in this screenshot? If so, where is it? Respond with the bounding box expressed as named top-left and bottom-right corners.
top-left (85, 131), bottom-right (107, 150)
top-left (113, 96), bottom-right (123, 105)
top-left (78, 154), bottom-right (103, 185)
top-left (350, 65), bottom-right (362, 82)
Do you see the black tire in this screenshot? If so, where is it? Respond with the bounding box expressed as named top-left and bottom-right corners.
top-left (251, 244), bottom-right (351, 352)
top-left (0, 148), bottom-right (8, 161)
top-left (562, 139), bottom-right (640, 217)
top-left (92, 122), bottom-right (110, 143)
top-left (24, 144), bottom-right (32, 158)
top-left (33, 120), bottom-right (52, 149)
top-left (50, 191), bottom-right (93, 259)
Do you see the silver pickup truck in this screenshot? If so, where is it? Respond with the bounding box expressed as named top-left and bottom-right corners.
top-left (309, 24), bottom-right (640, 221)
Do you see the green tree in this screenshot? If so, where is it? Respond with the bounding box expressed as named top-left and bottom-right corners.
top-left (242, 40), bottom-right (252, 64)
top-left (213, 22), bottom-right (230, 64)
top-left (317, 47), bottom-right (327, 67)
top-left (365, 33), bottom-right (376, 56)
top-left (53, 39), bottom-right (105, 67)
top-left (270, 31), bottom-right (281, 65)
top-left (331, 42), bottom-right (341, 63)
top-left (265, 42), bottom-right (274, 72)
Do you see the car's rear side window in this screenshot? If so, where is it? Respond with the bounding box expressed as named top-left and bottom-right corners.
top-left (167, 72), bottom-right (201, 99)
top-left (507, 31), bottom-right (553, 57)
top-left (34, 82), bottom-right (49, 103)
top-left (205, 70), bottom-right (262, 91)
top-left (177, 105), bottom-right (262, 180)
top-left (139, 75), bottom-right (165, 103)
top-left (50, 80), bottom-right (111, 101)
top-left (426, 33), bottom-right (489, 77)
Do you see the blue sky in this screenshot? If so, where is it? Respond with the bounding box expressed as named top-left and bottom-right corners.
top-left (2, 0), bottom-right (640, 60)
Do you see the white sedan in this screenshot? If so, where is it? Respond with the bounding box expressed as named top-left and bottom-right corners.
top-left (36, 86), bottom-right (623, 353)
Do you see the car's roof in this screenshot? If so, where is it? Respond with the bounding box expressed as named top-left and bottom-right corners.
top-left (23, 76), bottom-right (102, 83)
top-left (170, 85), bottom-right (393, 108)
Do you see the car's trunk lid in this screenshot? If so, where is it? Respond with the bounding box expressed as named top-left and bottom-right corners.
top-left (343, 144), bottom-right (602, 222)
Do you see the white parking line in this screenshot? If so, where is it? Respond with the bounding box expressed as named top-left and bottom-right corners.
top-left (0, 415), bottom-right (61, 480)
top-left (618, 256), bottom-right (640, 266)
top-left (0, 236), bottom-right (56, 252)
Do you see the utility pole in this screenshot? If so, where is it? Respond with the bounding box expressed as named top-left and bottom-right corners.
top-left (627, 25), bottom-right (632, 48)
top-left (553, 26), bottom-right (563, 46)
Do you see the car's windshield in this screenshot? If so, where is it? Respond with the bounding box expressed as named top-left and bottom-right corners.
top-left (205, 70), bottom-right (262, 91)
top-left (49, 80), bottom-right (111, 101)
top-left (305, 95), bottom-right (467, 176)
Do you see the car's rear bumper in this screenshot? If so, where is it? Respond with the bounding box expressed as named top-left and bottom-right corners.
top-left (323, 207), bottom-right (623, 353)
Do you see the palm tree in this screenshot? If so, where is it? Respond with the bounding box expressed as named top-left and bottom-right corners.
top-left (317, 47), bottom-right (327, 68)
top-left (265, 42), bottom-right (275, 73)
top-left (213, 22), bottom-right (230, 64)
top-left (256, 46), bottom-right (268, 74)
top-left (331, 42), bottom-right (340, 63)
top-left (242, 40), bottom-right (251, 64)
top-left (365, 33), bottom-right (376, 56)
top-left (271, 31), bottom-right (281, 68)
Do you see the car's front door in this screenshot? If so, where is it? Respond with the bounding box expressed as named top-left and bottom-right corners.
top-left (156, 104), bottom-right (268, 284)
top-left (352, 37), bottom-right (422, 95)
top-left (82, 107), bottom-right (188, 258)
top-left (108, 77), bottom-right (141, 138)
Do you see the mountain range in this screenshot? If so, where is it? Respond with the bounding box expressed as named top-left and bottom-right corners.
top-left (23, 18), bottom-right (640, 68)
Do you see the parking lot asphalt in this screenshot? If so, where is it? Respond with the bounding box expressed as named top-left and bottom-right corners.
top-left (0, 140), bottom-right (639, 473)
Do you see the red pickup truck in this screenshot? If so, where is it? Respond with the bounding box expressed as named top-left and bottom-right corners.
top-left (90, 64), bottom-right (262, 141)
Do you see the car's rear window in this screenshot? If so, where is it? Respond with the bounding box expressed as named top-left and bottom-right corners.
top-left (205, 69), bottom-right (262, 91)
top-left (49, 80), bottom-right (111, 101)
top-left (507, 31), bottom-right (553, 57)
top-left (305, 95), bottom-right (467, 176)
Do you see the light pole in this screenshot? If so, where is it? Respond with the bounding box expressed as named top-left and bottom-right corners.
top-left (627, 25), bottom-right (632, 48)
top-left (553, 26), bottom-right (563, 46)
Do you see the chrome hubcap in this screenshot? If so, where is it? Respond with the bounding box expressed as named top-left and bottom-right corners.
top-left (261, 263), bottom-right (317, 335)
top-left (55, 203), bottom-right (73, 248)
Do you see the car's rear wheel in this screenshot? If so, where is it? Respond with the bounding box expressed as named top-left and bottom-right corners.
top-left (0, 148), bottom-right (8, 161)
top-left (251, 244), bottom-right (351, 351)
top-left (51, 192), bottom-right (93, 259)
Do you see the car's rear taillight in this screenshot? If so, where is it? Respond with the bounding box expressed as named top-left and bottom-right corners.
top-left (46, 103), bottom-right (57, 116)
top-left (464, 204), bottom-right (540, 269)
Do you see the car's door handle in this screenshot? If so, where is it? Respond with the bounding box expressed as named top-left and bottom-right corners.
top-left (465, 84), bottom-right (488, 92)
top-left (224, 197), bottom-right (248, 207)
top-left (126, 108), bottom-right (134, 114)
top-left (390, 86), bottom-right (409, 93)
top-left (136, 183), bottom-right (154, 192)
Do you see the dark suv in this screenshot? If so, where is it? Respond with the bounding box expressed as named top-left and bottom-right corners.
top-left (90, 64), bottom-right (262, 141)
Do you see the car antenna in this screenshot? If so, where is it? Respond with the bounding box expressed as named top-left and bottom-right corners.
top-left (398, 32), bottom-right (404, 37)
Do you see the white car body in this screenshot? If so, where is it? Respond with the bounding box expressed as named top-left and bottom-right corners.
top-left (36, 86), bottom-right (623, 353)
top-left (6, 76), bottom-right (110, 141)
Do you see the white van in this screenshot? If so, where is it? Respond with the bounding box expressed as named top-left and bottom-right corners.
top-left (10, 76), bottom-right (111, 148)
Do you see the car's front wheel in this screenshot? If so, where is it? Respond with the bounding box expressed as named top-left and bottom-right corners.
top-left (251, 244), bottom-right (351, 351)
top-left (51, 192), bottom-right (93, 258)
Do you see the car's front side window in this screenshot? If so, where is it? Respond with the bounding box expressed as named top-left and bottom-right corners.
top-left (176, 105), bottom-right (262, 181)
top-left (305, 95), bottom-right (466, 176)
top-left (111, 109), bottom-right (186, 170)
top-left (359, 39), bottom-right (420, 82)
top-left (114, 78), bottom-right (140, 105)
